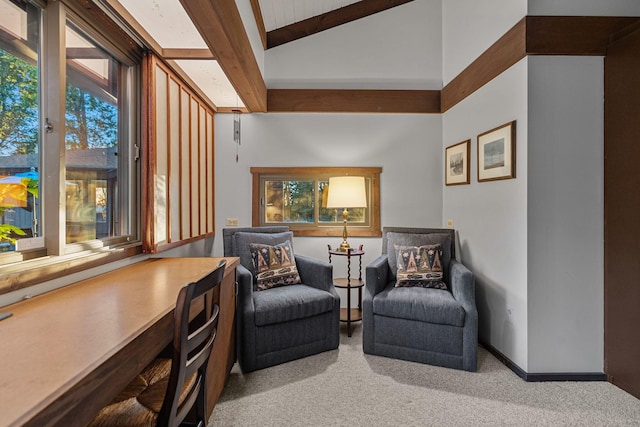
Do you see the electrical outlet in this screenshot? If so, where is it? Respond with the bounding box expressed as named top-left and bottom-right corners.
top-left (447, 219), bottom-right (454, 228)
top-left (225, 218), bottom-right (239, 226)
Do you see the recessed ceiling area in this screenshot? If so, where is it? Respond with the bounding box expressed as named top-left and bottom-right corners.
top-left (116, 0), bottom-right (244, 109)
top-left (119, 0), bottom-right (207, 48)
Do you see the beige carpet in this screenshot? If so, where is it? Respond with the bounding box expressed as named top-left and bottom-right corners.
top-left (209, 325), bottom-right (640, 426)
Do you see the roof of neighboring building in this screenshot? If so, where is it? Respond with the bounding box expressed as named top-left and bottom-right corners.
top-left (0, 147), bottom-right (118, 174)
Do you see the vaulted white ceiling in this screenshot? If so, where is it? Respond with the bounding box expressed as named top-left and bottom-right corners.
top-left (259, 0), bottom-right (359, 31)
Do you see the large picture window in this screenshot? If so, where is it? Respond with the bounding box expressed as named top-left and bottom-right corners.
top-left (0, 0), bottom-right (142, 292)
top-left (251, 167), bottom-right (381, 237)
top-left (0, 0), bottom-right (40, 253)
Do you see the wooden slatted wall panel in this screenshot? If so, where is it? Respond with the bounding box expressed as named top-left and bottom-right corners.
top-left (144, 53), bottom-right (215, 253)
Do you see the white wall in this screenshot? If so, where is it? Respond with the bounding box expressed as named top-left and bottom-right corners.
top-left (213, 112), bottom-right (443, 286)
top-left (527, 56), bottom-right (604, 373)
top-left (442, 0), bottom-right (527, 84)
top-left (443, 59), bottom-right (529, 370)
top-left (265, 0), bottom-right (442, 89)
top-left (442, 0), bottom-right (620, 374)
top-left (219, 0), bottom-right (444, 308)
top-left (528, 0), bottom-right (640, 15)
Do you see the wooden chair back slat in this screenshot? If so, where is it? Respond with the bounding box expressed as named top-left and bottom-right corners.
top-left (157, 259), bottom-right (226, 427)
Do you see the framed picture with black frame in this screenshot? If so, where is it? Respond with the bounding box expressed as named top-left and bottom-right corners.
top-left (445, 139), bottom-right (470, 186)
top-left (477, 120), bottom-right (516, 182)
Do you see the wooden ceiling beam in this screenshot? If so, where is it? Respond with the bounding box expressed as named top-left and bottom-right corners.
top-left (179, 0), bottom-right (267, 112)
top-left (441, 16), bottom-right (640, 112)
top-left (162, 48), bottom-right (215, 60)
top-left (267, 89), bottom-right (440, 113)
top-left (267, 0), bottom-right (414, 49)
top-left (526, 16), bottom-right (640, 55)
top-left (441, 18), bottom-right (526, 113)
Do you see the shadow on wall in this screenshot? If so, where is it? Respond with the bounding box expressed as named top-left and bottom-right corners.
top-left (458, 238), bottom-right (516, 363)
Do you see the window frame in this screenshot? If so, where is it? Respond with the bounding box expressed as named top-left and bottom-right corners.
top-left (0, 0), bottom-right (143, 296)
top-left (62, 13), bottom-right (138, 251)
top-left (251, 167), bottom-right (382, 237)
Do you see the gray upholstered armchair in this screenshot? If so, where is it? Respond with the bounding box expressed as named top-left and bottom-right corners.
top-left (223, 227), bottom-right (340, 373)
top-left (363, 227), bottom-right (477, 371)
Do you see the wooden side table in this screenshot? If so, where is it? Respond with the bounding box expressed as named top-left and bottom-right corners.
top-left (328, 244), bottom-right (364, 337)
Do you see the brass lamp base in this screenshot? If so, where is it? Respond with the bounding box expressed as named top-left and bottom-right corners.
top-left (337, 240), bottom-right (352, 252)
top-left (336, 208), bottom-right (351, 252)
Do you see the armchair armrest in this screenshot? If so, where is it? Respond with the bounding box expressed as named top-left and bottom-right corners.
top-left (296, 254), bottom-right (334, 293)
top-left (449, 259), bottom-right (476, 316)
top-left (236, 264), bottom-right (256, 314)
top-left (365, 254), bottom-right (391, 297)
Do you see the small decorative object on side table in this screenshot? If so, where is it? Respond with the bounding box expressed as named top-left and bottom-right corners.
top-left (328, 244), bottom-right (364, 337)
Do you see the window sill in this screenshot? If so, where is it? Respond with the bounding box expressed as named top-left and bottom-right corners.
top-left (0, 242), bottom-right (143, 296)
top-left (289, 227), bottom-right (382, 237)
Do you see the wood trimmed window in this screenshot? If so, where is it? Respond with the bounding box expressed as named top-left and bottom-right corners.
top-left (251, 167), bottom-right (381, 237)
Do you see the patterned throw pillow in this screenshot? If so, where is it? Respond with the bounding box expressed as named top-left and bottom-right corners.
top-left (249, 240), bottom-right (302, 290)
top-left (394, 243), bottom-right (447, 289)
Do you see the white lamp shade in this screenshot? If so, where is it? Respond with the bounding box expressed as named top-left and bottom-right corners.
top-left (326, 176), bottom-right (367, 209)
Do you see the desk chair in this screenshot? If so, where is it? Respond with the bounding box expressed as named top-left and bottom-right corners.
top-left (89, 260), bottom-right (226, 427)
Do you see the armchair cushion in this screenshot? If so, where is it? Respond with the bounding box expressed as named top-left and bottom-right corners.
top-left (254, 284), bottom-right (336, 326)
top-left (386, 232), bottom-right (452, 283)
top-left (250, 240), bottom-right (301, 290)
top-left (233, 231), bottom-right (293, 278)
top-left (394, 243), bottom-right (447, 289)
top-left (373, 285), bottom-right (465, 327)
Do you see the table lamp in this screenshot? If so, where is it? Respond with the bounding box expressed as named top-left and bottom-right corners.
top-left (326, 176), bottom-right (367, 252)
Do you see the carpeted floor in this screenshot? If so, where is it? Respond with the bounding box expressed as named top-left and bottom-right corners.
top-left (209, 325), bottom-right (640, 426)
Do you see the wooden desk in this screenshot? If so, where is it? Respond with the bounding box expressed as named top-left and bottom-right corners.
top-left (0, 257), bottom-right (239, 427)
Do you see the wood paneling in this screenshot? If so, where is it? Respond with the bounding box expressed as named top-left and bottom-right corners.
top-left (268, 89), bottom-right (440, 113)
top-left (267, 0), bottom-right (414, 49)
top-left (604, 26), bottom-right (640, 400)
top-left (190, 97), bottom-right (200, 237)
top-left (199, 105), bottom-right (207, 234)
top-left (169, 78), bottom-right (181, 243)
top-left (179, 0), bottom-right (267, 112)
top-left (145, 54), bottom-right (215, 253)
top-left (180, 88), bottom-right (191, 240)
top-left (207, 111), bottom-right (215, 233)
top-left (441, 19), bottom-right (527, 113)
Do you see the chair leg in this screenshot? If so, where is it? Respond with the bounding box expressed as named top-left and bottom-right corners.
top-left (194, 380), bottom-right (207, 427)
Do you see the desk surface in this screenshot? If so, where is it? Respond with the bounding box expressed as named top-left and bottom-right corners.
top-left (0, 257), bottom-right (239, 427)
